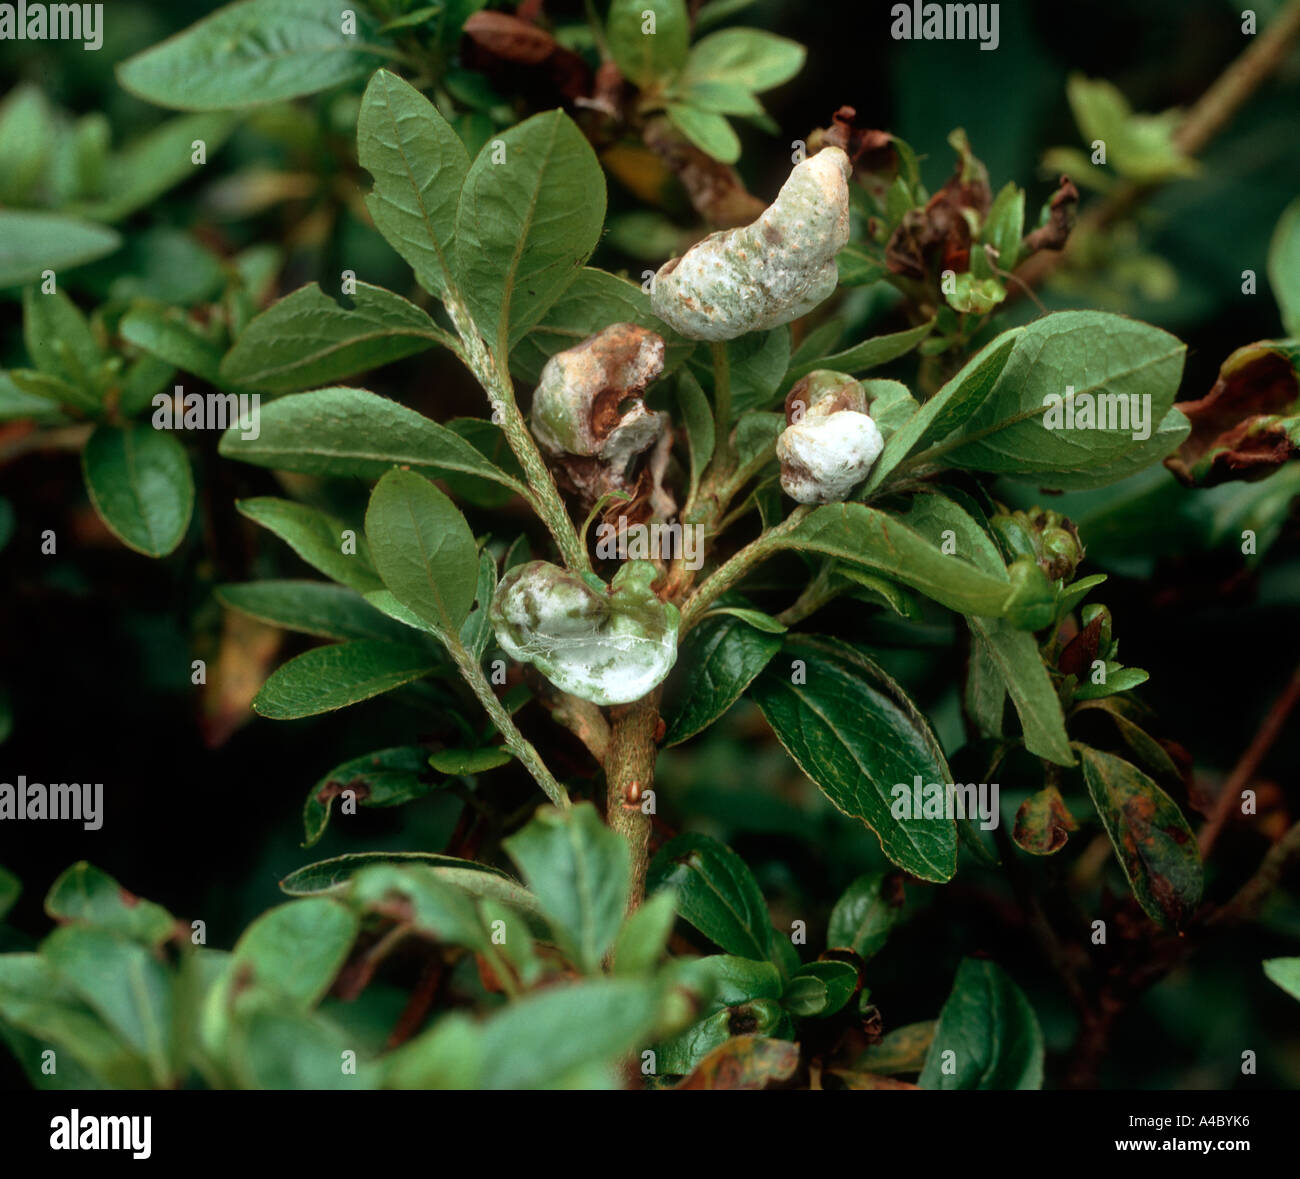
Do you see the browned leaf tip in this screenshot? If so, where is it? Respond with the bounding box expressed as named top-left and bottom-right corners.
top-left (1165, 342), bottom-right (1300, 486)
top-left (885, 158), bottom-right (992, 280)
top-left (642, 116), bottom-right (766, 228)
top-left (1020, 175), bottom-right (1079, 255)
top-left (675, 1035), bottom-right (800, 1090)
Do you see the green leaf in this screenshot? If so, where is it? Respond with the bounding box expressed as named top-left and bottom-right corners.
top-left (358, 69), bottom-right (470, 297)
top-left (1078, 745), bottom-right (1202, 929)
top-left (220, 282), bottom-right (448, 393)
top-left (678, 369), bottom-right (715, 505)
top-left (983, 181), bottom-right (1025, 271)
top-left (1268, 197), bottom-right (1300, 337)
top-left (72, 113), bottom-right (238, 222)
top-left (302, 746), bottom-right (431, 846)
top-left (216, 580), bottom-right (416, 644)
top-left (503, 803), bottom-right (630, 974)
top-left (224, 898), bottom-right (358, 1009)
top-left (647, 832), bottom-right (771, 959)
top-left (476, 978), bottom-right (665, 1088)
top-left (655, 956), bottom-right (784, 1074)
top-left (919, 958), bottom-right (1044, 1090)
top-left (230, 1007), bottom-right (372, 1090)
top-left (253, 640), bottom-right (437, 719)
top-left (220, 386), bottom-right (524, 499)
top-left (82, 424), bottom-right (193, 557)
top-left (0, 954), bottom-right (153, 1088)
top-left (827, 871), bottom-right (902, 960)
top-left (365, 468), bottom-right (479, 634)
top-left (784, 960), bottom-right (857, 1017)
top-left (782, 504), bottom-right (1056, 629)
top-left (457, 547), bottom-right (499, 659)
top-left (120, 304), bottom-right (223, 383)
top-left (1072, 662), bottom-right (1149, 700)
top-left (785, 319), bottom-right (933, 386)
top-left (24, 285), bottom-right (102, 379)
top-left (237, 496), bottom-right (381, 593)
top-left (688, 326), bottom-right (790, 417)
top-left (968, 618), bottom-right (1073, 765)
top-left (0, 370), bottom-right (63, 422)
top-left (665, 103), bottom-right (740, 164)
top-left (750, 636), bottom-right (957, 882)
top-left (938, 311), bottom-right (1187, 489)
top-left (427, 746), bottom-right (513, 774)
top-left (0, 210), bottom-right (120, 288)
top-left (44, 864), bottom-right (176, 946)
top-left (613, 889), bottom-right (678, 976)
top-left (678, 80), bottom-right (765, 117)
top-left (700, 606), bottom-right (786, 633)
top-left (1263, 958), bottom-right (1300, 1003)
top-left (683, 28), bottom-right (805, 93)
top-left (1065, 74), bottom-right (1196, 185)
top-left (865, 327), bottom-right (1022, 491)
top-left (278, 852), bottom-right (538, 919)
top-left (117, 0), bottom-right (388, 111)
top-left (606, 0), bottom-right (690, 88)
top-left (663, 614), bottom-right (782, 746)
top-left (41, 926), bottom-right (176, 1087)
top-left (510, 266), bottom-right (693, 384)
top-left (350, 864), bottom-right (487, 950)
top-left (836, 244), bottom-right (889, 288)
top-left (454, 109), bottom-right (606, 352)
top-left (0, 84), bottom-right (52, 203)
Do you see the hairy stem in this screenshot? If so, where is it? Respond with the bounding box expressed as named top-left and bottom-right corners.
top-left (444, 292), bottom-right (590, 573)
top-left (605, 690), bottom-right (662, 912)
top-left (679, 505), bottom-right (811, 632)
top-left (444, 633), bottom-right (571, 809)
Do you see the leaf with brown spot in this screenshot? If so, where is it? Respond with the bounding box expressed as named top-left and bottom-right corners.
top-left (1079, 745), bottom-right (1203, 928)
top-left (1013, 784), bottom-right (1079, 856)
top-left (852, 1020), bottom-right (935, 1075)
top-left (1165, 341), bottom-right (1300, 486)
top-left (675, 1035), bottom-right (799, 1090)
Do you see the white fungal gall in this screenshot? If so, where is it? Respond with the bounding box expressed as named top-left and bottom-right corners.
top-left (777, 369), bottom-right (883, 503)
top-left (650, 147), bottom-right (852, 341)
top-left (530, 323), bottom-right (666, 471)
top-left (489, 560), bottom-right (679, 706)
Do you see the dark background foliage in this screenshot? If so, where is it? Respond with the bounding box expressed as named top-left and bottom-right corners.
top-left (2, 0), bottom-right (1299, 1088)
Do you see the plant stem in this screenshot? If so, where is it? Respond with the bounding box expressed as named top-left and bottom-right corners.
top-left (1198, 661), bottom-right (1300, 857)
top-left (679, 505), bottom-right (811, 632)
top-left (444, 293), bottom-right (590, 573)
top-left (710, 340), bottom-right (734, 473)
top-left (444, 633), bottom-right (571, 809)
top-left (1013, 0), bottom-right (1300, 294)
top-left (605, 689), bottom-right (662, 912)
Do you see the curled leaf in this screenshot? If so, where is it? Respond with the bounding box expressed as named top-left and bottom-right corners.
top-left (1164, 341), bottom-right (1300, 486)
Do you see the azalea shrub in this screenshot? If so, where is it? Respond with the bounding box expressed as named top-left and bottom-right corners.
top-left (1, 0), bottom-right (1299, 1095)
